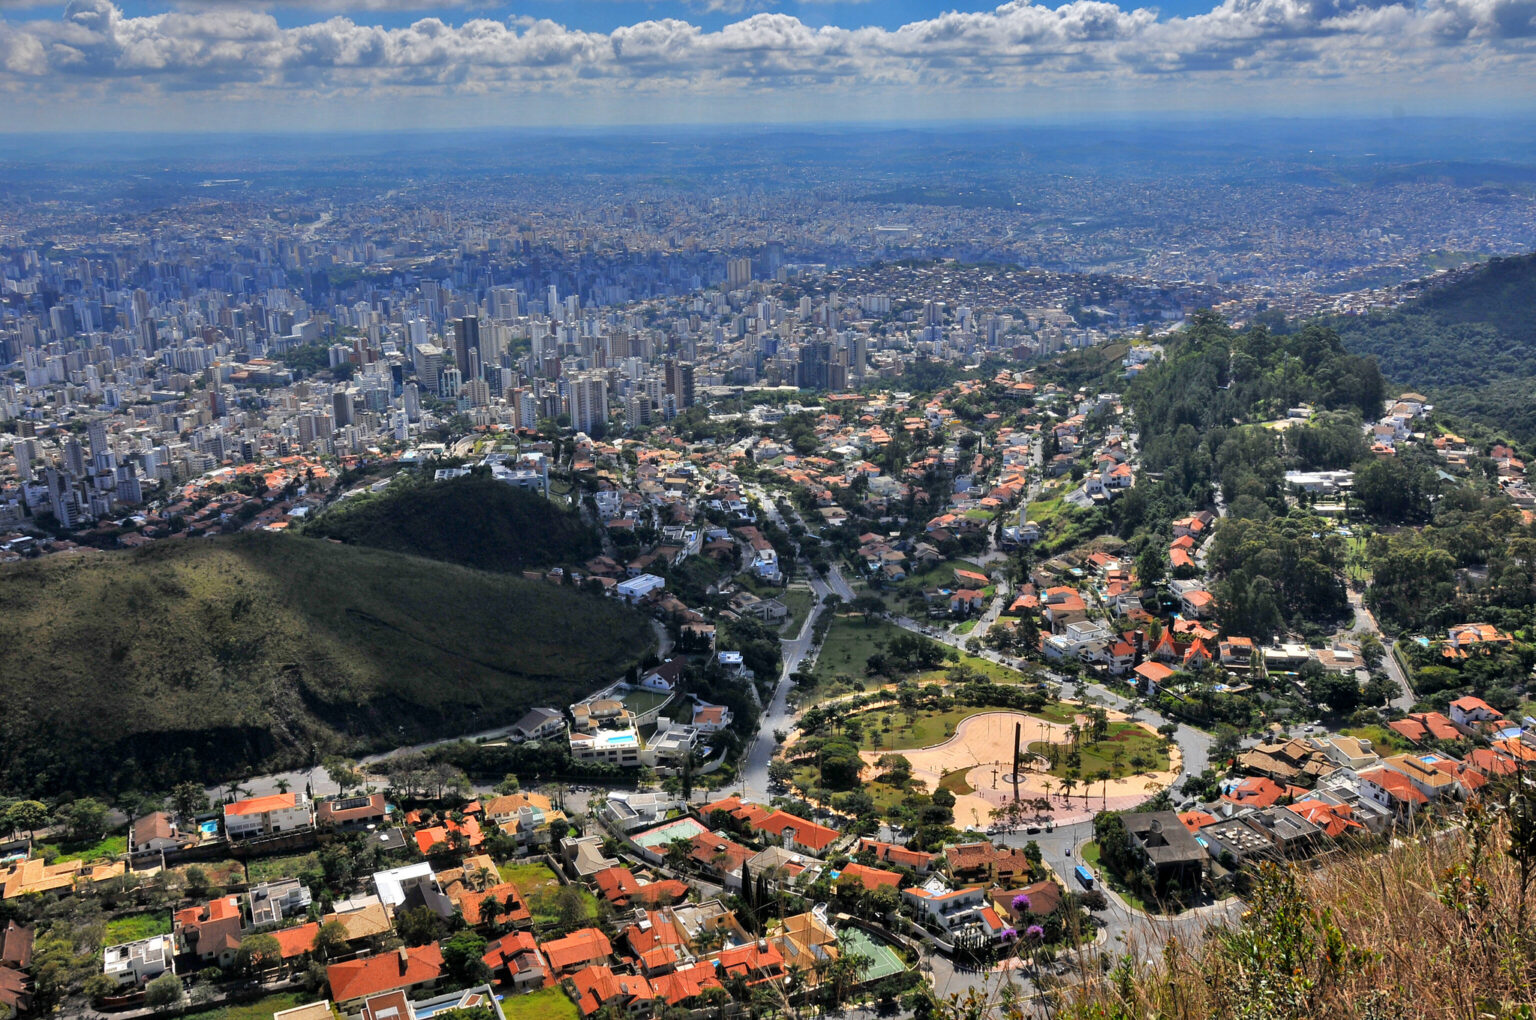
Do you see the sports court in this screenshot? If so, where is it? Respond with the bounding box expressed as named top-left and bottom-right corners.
top-left (631, 816), bottom-right (708, 849)
top-left (839, 926), bottom-right (907, 981)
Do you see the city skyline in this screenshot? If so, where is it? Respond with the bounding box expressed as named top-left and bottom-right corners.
top-left (0, 0), bottom-right (1534, 132)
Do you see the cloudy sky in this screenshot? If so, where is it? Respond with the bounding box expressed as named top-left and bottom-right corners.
top-left (0, 0), bottom-right (1533, 132)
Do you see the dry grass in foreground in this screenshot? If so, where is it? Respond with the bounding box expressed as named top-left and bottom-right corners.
top-left (1057, 793), bottom-right (1536, 1020)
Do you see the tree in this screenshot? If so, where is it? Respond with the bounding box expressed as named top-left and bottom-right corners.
top-left (323, 757), bottom-right (364, 796)
top-left (236, 933), bottom-right (283, 976)
top-left (54, 797), bottom-right (110, 843)
top-left (5, 800), bottom-right (47, 839)
top-left (144, 972), bottom-right (184, 1010)
top-left (312, 920), bottom-right (350, 963)
top-left (441, 931), bottom-right (491, 988)
top-left (396, 906), bottom-right (444, 947)
top-left (852, 593), bottom-right (887, 621)
top-left (169, 782), bottom-right (208, 821)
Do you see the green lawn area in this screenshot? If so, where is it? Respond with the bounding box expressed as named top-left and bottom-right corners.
top-left (105, 912), bottom-right (171, 944)
top-left (498, 861), bottom-right (599, 926)
top-left (1341, 724), bottom-right (1411, 754)
top-left (954, 619), bottom-right (978, 635)
top-left (778, 587), bottom-right (816, 634)
top-left (812, 615), bottom-right (905, 684)
top-left (852, 701), bottom-right (1078, 754)
top-left (498, 860), bottom-right (563, 895)
top-left (181, 992), bottom-right (338, 1020)
top-left (244, 852), bottom-right (317, 884)
top-left (896, 558), bottom-right (985, 594)
top-left (503, 987), bottom-right (580, 1020)
top-left (618, 687), bottom-right (673, 716)
top-left (37, 834), bottom-right (126, 863)
top-left (939, 768), bottom-right (974, 795)
top-left (1028, 723), bottom-right (1169, 781)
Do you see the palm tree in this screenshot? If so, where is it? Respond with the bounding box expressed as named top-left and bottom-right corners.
top-left (1059, 777), bottom-right (1076, 806)
top-left (274, 778), bottom-right (291, 795)
top-left (1097, 769), bottom-right (1112, 808)
top-left (1041, 778), bottom-right (1053, 806)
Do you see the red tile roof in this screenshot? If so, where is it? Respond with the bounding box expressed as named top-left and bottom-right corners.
top-left (327, 944), bottom-right (445, 1003)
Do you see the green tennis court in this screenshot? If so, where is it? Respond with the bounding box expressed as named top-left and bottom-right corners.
top-left (839, 926), bottom-right (906, 981)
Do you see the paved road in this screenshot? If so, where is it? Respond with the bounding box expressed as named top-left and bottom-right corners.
top-left (1348, 589), bottom-right (1414, 711)
top-left (739, 576), bottom-right (831, 803)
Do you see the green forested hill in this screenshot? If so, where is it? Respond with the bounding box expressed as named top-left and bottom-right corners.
top-left (0, 533), bottom-right (652, 798)
top-left (1332, 253), bottom-right (1536, 439)
top-left (305, 473), bottom-right (597, 572)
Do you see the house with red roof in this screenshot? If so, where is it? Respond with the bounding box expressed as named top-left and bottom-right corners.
top-left (648, 961), bottom-right (724, 1008)
top-left (568, 965), bottom-right (656, 1017)
top-left (1286, 800), bottom-right (1367, 839)
top-left (1388, 712), bottom-right (1461, 745)
top-left (481, 931), bottom-right (549, 992)
top-left (222, 792), bottom-right (314, 839)
top-left (836, 863), bottom-right (902, 892)
top-left (1449, 696), bottom-right (1503, 729)
top-left (713, 939), bottom-right (788, 987)
top-left (1221, 777), bottom-right (1300, 810)
top-left (174, 896), bottom-right (244, 967)
top-left (1357, 767), bottom-right (1428, 821)
top-left (327, 944), bottom-right (446, 1009)
top-left (541, 927), bottom-right (613, 977)
top-left (591, 866), bottom-right (689, 909)
top-left (856, 838), bottom-right (935, 874)
top-left (1134, 660), bottom-right (1175, 693)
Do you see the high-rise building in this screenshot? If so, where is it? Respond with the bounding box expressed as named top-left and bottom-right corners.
top-left (332, 388), bottom-right (355, 428)
top-left (567, 375), bottom-right (608, 437)
top-left (798, 341), bottom-right (831, 390)
top-left (452, 316), bottom-right (481, 375)
top-left (664, 359), bottom-right (695, 410)
top-left (727, 257), bottom-right (752, 289)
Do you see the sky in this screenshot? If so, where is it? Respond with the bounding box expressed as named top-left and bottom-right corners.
top-left (0, 0), bottom-right (1533, 132)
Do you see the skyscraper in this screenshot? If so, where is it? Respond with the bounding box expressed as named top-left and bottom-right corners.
top-left (568, 374), bottom-right (608, 437)
top-left (452, 315), bottom-right (480, 377)
top-left (664, 359), bottom-right (695, 410)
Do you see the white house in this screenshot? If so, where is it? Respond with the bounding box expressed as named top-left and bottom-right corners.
top-left (901, 884), bottom-right (1008, 941)
top-left (615, 574), bottom-right (666, 604)
top-left (1449, 696), bottom-right (1502, 729)
top-left (104, 934), bottom-right (175, 987)
top-left (222, 792), bottom-right (314, 840)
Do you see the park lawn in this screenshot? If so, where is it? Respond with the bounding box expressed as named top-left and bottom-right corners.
top-left (778, 587), bottom-right (816, 634)
top-left (913, 650), bottom-right (1038, 688)
top-left (182, 992), bottom-right (338, 1020)
top-left (813, 616), bottom-right (906, 684)
top-left (954, 619), bottom-right (977, 635)
top-left (853, 701), bottom-right (1075, 754)
top-left (1028, 723), bottom-right (1169, 781)
top-left (502, 987), bottom-right (580, 1020)
top-left (105, 912), bottom-right (171, 943)
top-left (939, 768), bottom-right (974, 795)
top-left (244, 852), bottom-right (317, 884)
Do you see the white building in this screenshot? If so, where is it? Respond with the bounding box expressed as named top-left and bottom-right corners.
top-left (222, 792), bottom-right (314, 840)
top-left (104, 934), bottom-right (176, 987)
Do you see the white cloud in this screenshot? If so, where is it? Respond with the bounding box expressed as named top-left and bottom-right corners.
top-left (0, 0), bottom-right (1530, 113)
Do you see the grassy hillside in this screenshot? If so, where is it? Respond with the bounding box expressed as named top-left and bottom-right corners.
top-left (305, 473), bottom-right (597, 573)
top-left (1332, 252), bottom-right (1536, 439)
top-left (1052, 806), bottom-right (1535, 1020)
top-left (0, 532), bottom-right (652, 798)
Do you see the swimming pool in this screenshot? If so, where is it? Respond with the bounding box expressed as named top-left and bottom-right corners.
top-left (199, 820), bottom-right (218, 837)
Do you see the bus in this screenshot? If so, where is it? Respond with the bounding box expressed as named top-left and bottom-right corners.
top-left (1074, 865), bottom-right (1095, 889)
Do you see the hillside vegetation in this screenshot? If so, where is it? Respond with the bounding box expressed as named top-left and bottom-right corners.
top-left (305, 473), bottom-right (597, 573)
top-left (0, 533), bottom-right (652, 798)
top-left (1051, 798), bottom-right (1536, 1020)
top-left (1332, 252), bottom-right (1536, 439)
